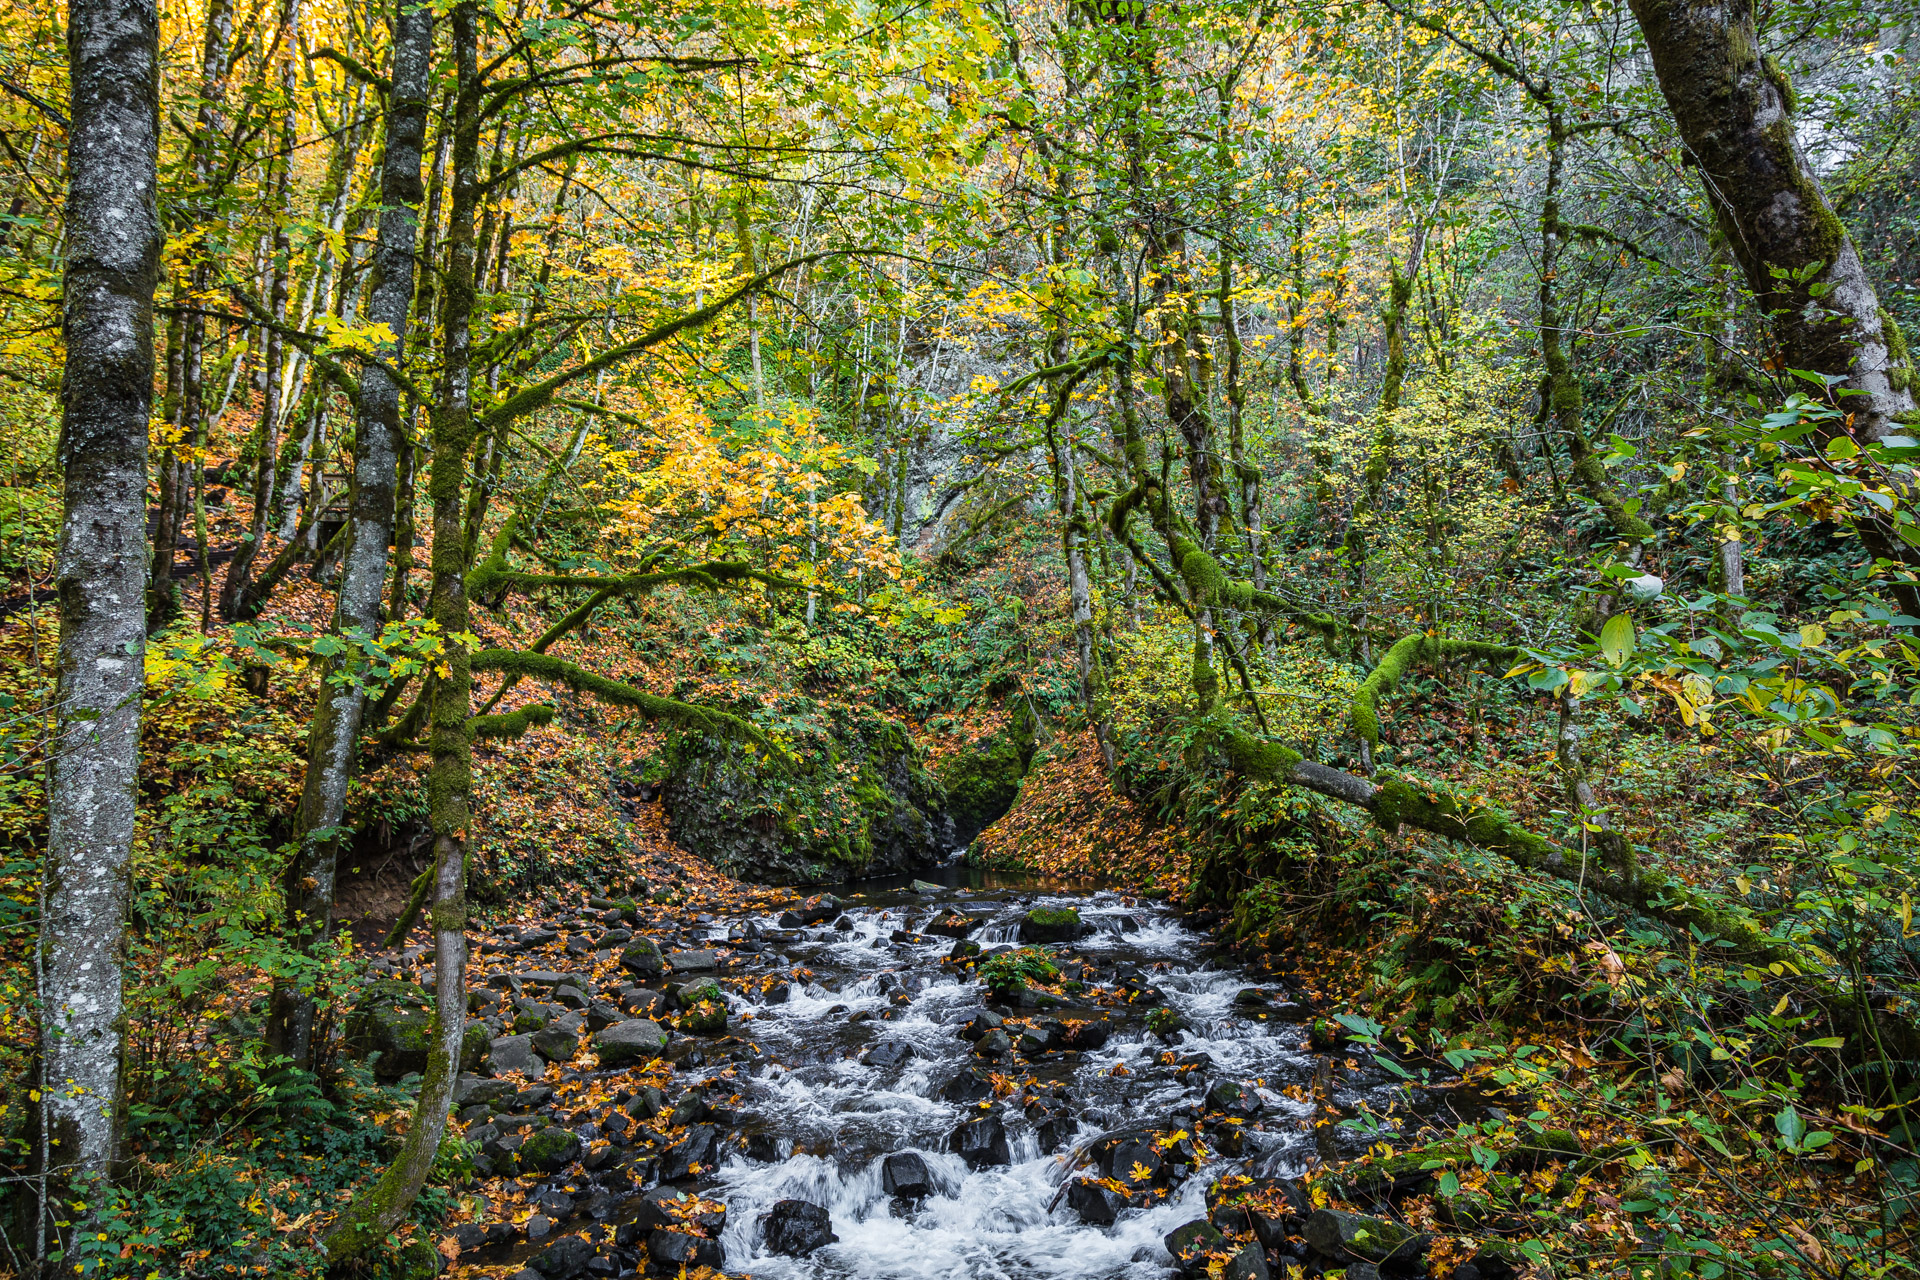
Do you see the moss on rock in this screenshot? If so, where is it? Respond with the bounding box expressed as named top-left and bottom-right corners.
top-left (657, 711), bottom-right (945, 884)
top-left (1020, 906), bottom-right (1084, 943)
top-left (344, 980), bottom-right (435, 1081)
top-left (937, 731), bottom-right (1027, 846)
top-left (520, 1125), bottom-right (581, 1173)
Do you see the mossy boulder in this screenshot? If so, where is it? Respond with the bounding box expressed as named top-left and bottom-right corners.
top-left (344, 983), bottom-right (493, 1082)
top-left (1020, 907), bottom-right (1085, 944)
top-left (619, 937), bottom-right (664, 976)
top-left (521, 1125), bottom-right (581, 1173)
top-left (676, 978), bottom-right (723, 1009)
top-left (1509, 1127), bottom-right (1583, 1167)
top-left (1304, 1208), bottom-right (1430, 1265)
top-left (677, 999), bottom-right (728, 1034)
top-left (344, 981), bottom-right (436, 1081)
top-left (657, 714), bottom-right (947, 884)
top-left (936, 731), bottom-right (1027, 846)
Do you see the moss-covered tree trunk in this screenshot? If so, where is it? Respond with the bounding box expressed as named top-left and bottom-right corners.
top-left (1630, 0), bottom-right (1915, 440)
top-left (267, 0), bottom-right (433, 1070)
top-left (321, 1), bottom-right (474, 1259)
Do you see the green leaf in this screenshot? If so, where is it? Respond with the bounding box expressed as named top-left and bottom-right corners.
top-left (1802, 1036), bottom-right (1845, 1049)
top-left (1438, 1171), bottom-right (1459, 1197)
top-left (1599, 614), bottom-right (1635, 666)
top-left (1775, 1106), bottom-right (1807, 1143)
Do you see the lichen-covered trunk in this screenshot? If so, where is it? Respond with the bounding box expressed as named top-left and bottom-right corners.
top-left (275, 91), bottom-right (367, 539)
top-left (43, 0), bottom-right (160, 1226)
top-left (322, 2), bottom-right (473, 1257)
top-left (1220, 251), bottom-right (1270, 658)
top-left (221, 0), bottom-right (303, 620)
top-left (1630, 0), bottom-right (1915, 441)
top-left (267, 0), bottom-right (433, 1069)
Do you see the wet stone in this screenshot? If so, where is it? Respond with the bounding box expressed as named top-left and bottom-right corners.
top-left (862, 1040), bottom-right (914, 1068)
top-left (1067, 1177), bottom-right (1129, 1225)
top-left (949, 1113), bottom-right (1011, 1169)
top-left (882, 1152), bottom-right (933, 1198)
top-left (762, 1199), bottom-right (837, 1256)
top-left (647, 1228), bottom-right (722, 1274)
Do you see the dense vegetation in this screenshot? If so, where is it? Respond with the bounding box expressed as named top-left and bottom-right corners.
top-left (9, 0), bottom-right (1920, 1275)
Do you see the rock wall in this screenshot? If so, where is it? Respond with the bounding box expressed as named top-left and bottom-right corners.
top-left (656, 717), bottom-right (951, 885)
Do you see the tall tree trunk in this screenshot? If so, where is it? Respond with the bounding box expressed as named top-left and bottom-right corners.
top-left (266, 0), bottom-right (434, 1071)
top-left (42, 0), bottom-right (160, 1246)
top-left (222, 0), bottom-right (304, 619)
top-left (276, 86), bottom-right (369, 538)
top-left (322, 1), bottom-right (476, 1256)
top-left (149, 0), bottom-right (235, 629)
top-left (1629, 0), bottom-right (1916, 441)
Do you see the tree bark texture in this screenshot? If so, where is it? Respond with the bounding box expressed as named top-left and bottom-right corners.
top-left (44, 0), bottom-right (161, 1208)
top-left (1629, 0), bottom-right (1916, 439)
top-left (221, 0), bottom-right (303, 620)
top-left (268, 0), bottom-right (432, 1069)
top-left (322, 2), bottom-right (475, 1256)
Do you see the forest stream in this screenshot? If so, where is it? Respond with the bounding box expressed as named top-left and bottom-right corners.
top-left (453, 867), bottom-right (1465, 1280)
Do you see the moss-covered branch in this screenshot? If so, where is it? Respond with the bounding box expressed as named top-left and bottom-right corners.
top-left (1168, 533), bottom-right (1350, 642)
top-left (465, 702), bottom-right (555, 741)
top-left (468, 558), bottom-right (801, 602)
top-left (468, 648), bottom-right (782, 761)
top-left (1350, 633), bottom-right (1520, 748)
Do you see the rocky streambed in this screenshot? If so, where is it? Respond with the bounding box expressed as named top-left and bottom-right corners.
top-left (378, 868), bottom-right (1530, 1279)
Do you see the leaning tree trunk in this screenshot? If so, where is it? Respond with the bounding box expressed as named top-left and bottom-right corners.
top-left (266, 0), bottom-right (434, 1069)
top-left (1629, 0), bottom-right (1919, 608)
top-left (1630, 0), bottom-right (1916, 440)
top-left (42, 0), bottom-right (161, 1246)
top-left (321, 0), bottom-right (473, 1258)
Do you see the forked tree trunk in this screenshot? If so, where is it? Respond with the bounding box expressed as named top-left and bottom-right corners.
top-left (42, 0), bottom-right (161, 1242)
top-left (267, 0), bottom-right (433, 1070)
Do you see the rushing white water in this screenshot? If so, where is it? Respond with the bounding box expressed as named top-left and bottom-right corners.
top-left (702, 880), bottom-right (1352, 1279)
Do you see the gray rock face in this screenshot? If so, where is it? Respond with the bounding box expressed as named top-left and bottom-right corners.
top-left (666, 949), bottom-right (719, 973)
top-left (660, 724), bottom-right (946, 885)
top-left (531, 1011), bottom-right (584, 1061)
top-left (487, 1033), bottom-right (543, 1078)
top-left (593, 1018), bottom-right (668, 1066)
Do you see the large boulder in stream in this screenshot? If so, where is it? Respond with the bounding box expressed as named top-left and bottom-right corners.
top-left (1020, 907), bottom-right (1087, 944)
top-left (762, 1200), bottom-right (837, 1256)
top-left (648, 716), bottom-right (948, 884)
